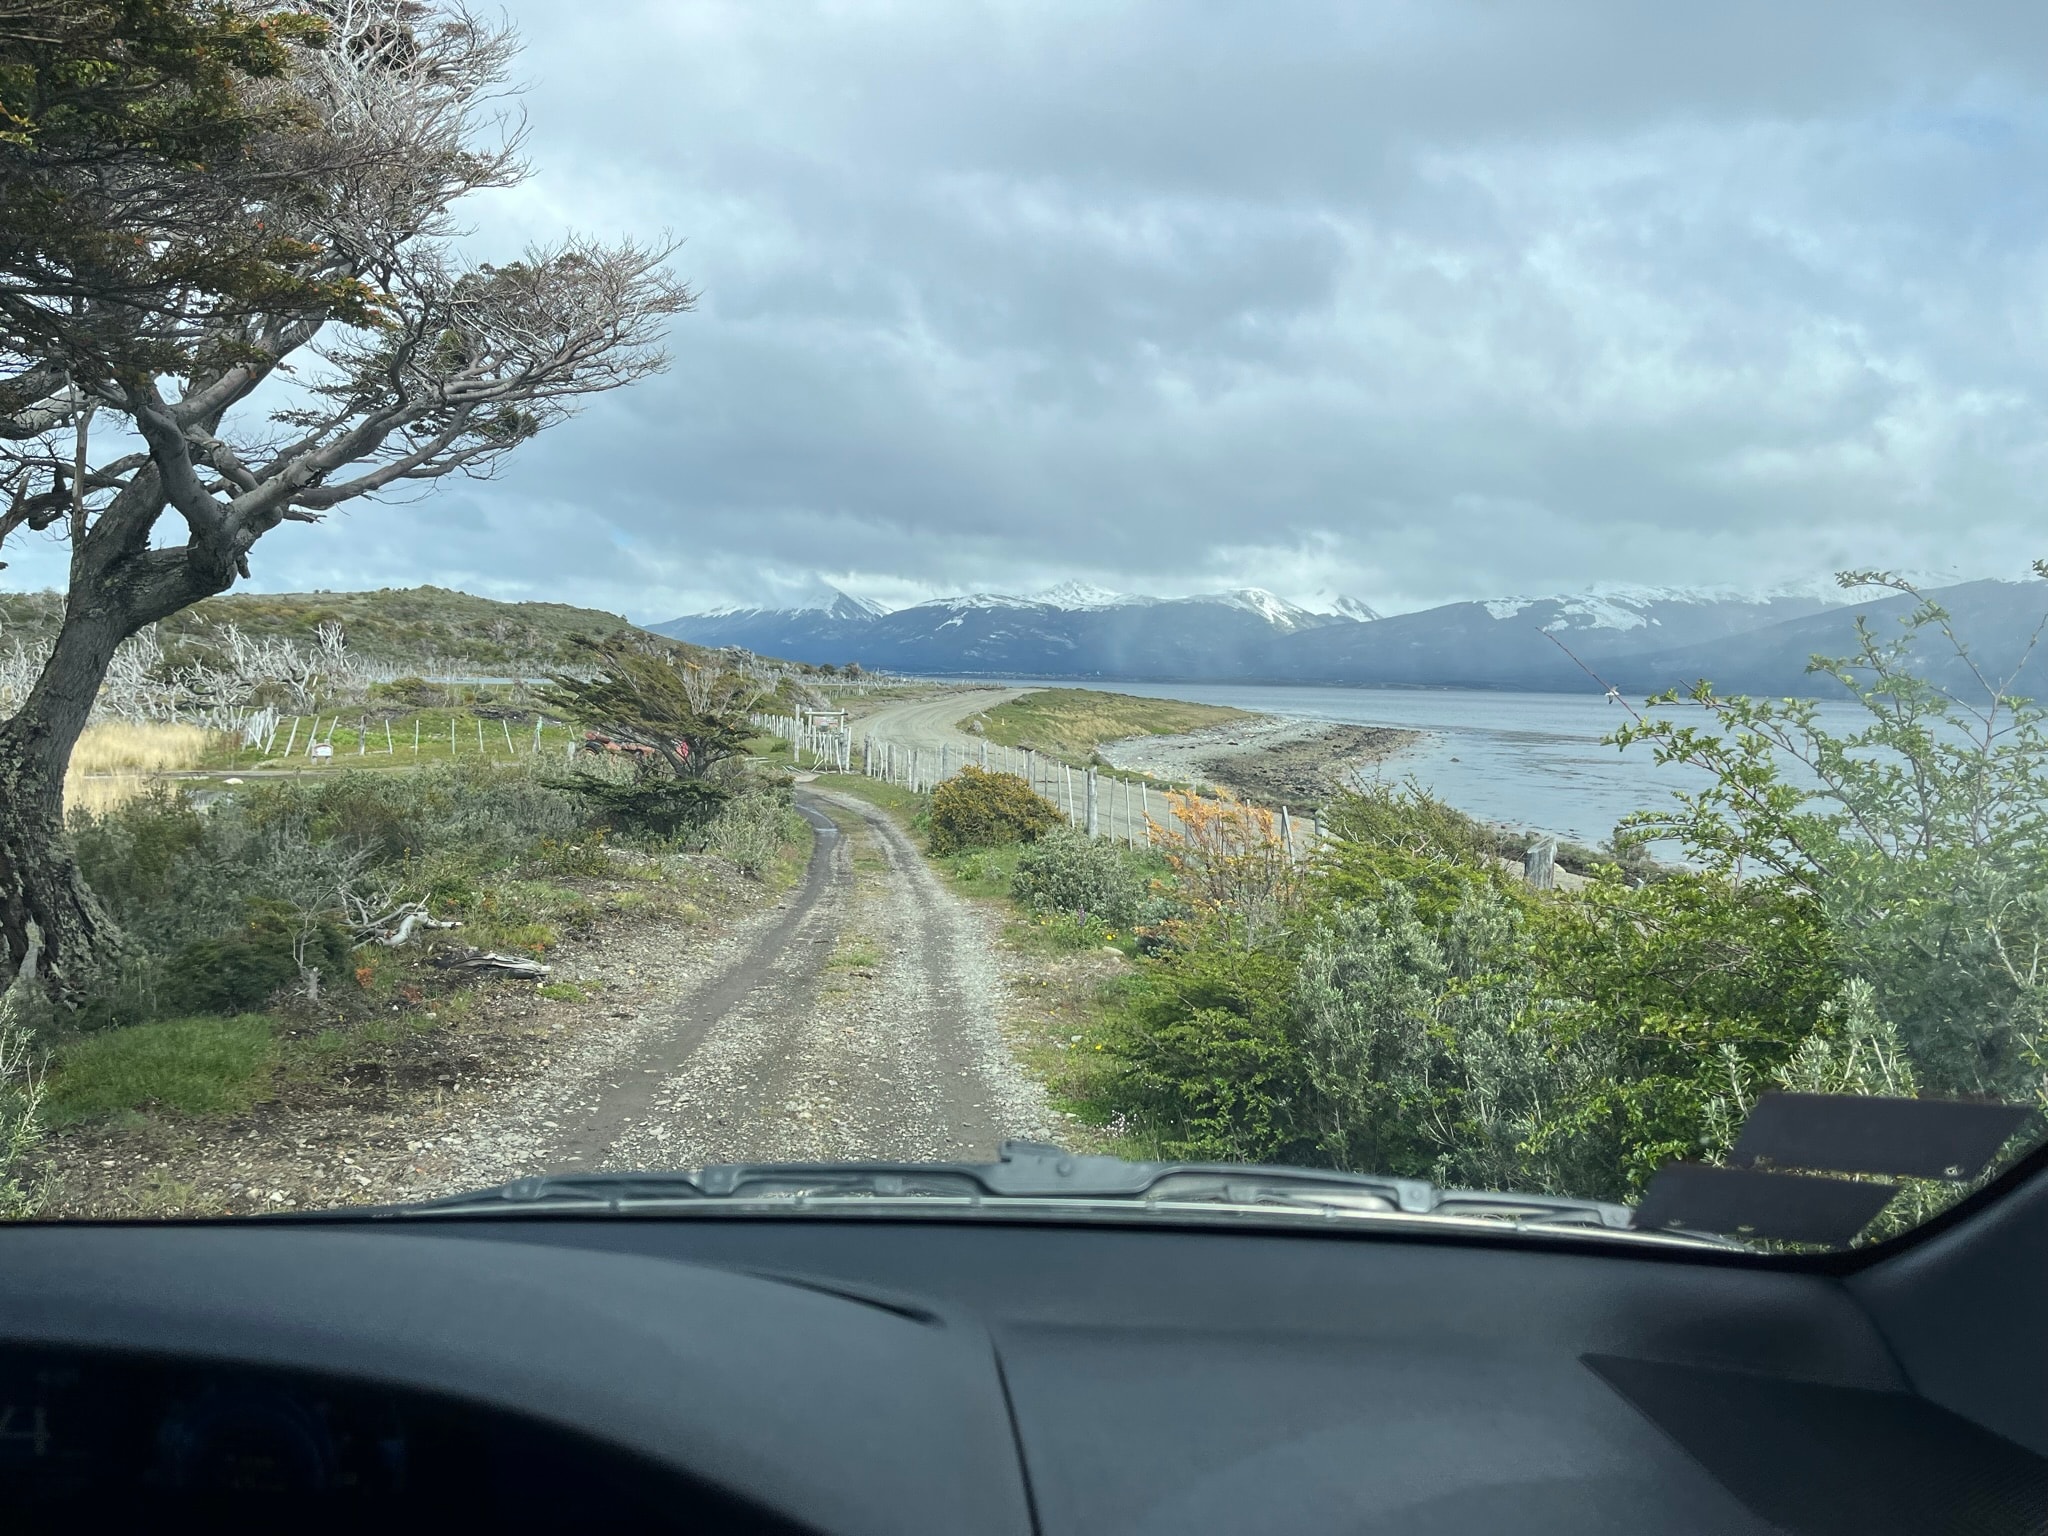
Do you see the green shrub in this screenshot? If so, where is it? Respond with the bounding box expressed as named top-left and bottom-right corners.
top-left (927, 766), bottom-right (1061, 854)
top-left (706, 789), bottom-right (804, 878)
top-left (1095, 928), bottom-right (1303, 1164)
top-left (555, 771), bottom-right (729, 838)
top-left (160, 907), bottom-right (353, 1015)
top-left (45, 1014), bottom-right (276, 1123)
top-left (1012, 828), bottom-right (1150, 927)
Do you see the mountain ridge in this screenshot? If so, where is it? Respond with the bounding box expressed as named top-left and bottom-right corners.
top-left (651, 578), bottom-right (2048, 696)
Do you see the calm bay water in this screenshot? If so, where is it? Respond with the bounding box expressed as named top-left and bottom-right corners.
top-left (958, 678), bottom-right (1872, 847)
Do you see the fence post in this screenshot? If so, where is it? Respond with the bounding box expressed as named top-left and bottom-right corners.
top-left (1525, 838), bottom-right (1556, 891)
top-left (532, 716), bottom-right (543, 754)
top-left (1086, 768), bottom-right (1098, 837)
top-left (451, 718), bottom-right (457, 756)
top-left (503, 719), bottom-right (516, 755)
top-left (282, 717), bottom-right (300, 758)
top-left (385, 719), bottom-right (395, 754)
top-left (941, 744), bottom-right (949, 780)
top-left (413, 717), bottom-right (421, 754)
top-left (1279, 805), bottom-right (1293, 863)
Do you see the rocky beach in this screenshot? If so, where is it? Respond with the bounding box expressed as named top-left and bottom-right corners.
top-left (1098, 715), bottom-right (1422, 808)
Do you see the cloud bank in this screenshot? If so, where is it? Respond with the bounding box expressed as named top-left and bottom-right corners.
top-left (11, 0), bottom-right (2048, 619)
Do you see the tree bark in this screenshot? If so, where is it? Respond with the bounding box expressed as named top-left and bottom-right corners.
top-left (0, 469), bottom-right (231, 1000)
top-left (0, 596), bottom-right (133, 1000)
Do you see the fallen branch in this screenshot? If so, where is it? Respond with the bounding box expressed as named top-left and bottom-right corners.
top-left (346, 896), bottom-right (464, 949)
top-left (431, 948), bottom-right (552, 980)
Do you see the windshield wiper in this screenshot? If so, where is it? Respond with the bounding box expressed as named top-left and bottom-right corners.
top-left (364, 1142), bottom-right (1740, 1248)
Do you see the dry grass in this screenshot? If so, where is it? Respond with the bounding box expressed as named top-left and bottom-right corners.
top-left (970, 688), bottom-right (1253, 763)
top-left (71, 721), bottom-right (222, 774)
top-left (63, 721), bottom-right (227, 817)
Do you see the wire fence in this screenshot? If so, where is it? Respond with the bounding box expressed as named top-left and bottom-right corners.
top-left (249, 711), bottom-right (571, 765)
top-left (751, 711), bottom-right (1329, 861)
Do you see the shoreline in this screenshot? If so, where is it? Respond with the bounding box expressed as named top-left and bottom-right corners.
top-left (1098, 714), bottom-right (1424, 808)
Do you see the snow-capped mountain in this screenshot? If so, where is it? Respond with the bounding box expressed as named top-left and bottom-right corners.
top-left (650, 583), bottom-right (1355, 676)
top-left (649, 585), bottom-right (885, 656)
top-left (700, 587), bottom-right (886, 622)
top-left (647, 576), bottom-right (2042, 695)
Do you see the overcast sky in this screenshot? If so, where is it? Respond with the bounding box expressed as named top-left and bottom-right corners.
top-left (16, 0), bottom-right (2048, 619)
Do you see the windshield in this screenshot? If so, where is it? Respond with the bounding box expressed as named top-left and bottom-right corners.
top-left (1, 1), bottom-right (2043, 1257)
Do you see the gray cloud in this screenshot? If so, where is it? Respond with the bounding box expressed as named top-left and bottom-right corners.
top-left (11, 0), bottom-right (2048, 617)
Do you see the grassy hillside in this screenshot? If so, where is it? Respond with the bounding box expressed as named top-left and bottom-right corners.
top-left (967, 687), bottom-right (1252, 762)
top-left (0, 585), bottom-right (685, 671)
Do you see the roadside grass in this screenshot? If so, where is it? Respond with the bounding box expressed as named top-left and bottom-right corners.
top-left (760, 816), bottom-right (816, 893)
top-left (964, 688), bottom-right (1251, 763)
top-left (44, 1015), bottom-right (276, 1124)
top-left (808, 772), bottom-right (927, 824)
top-left (938, 843), bottom-right (1026, 899)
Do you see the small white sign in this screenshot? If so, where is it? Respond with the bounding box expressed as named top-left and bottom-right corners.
top-left (311, 744), bottom-right (334, 759)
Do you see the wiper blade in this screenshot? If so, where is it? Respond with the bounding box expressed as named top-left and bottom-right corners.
top-left (370, 1142), bottom-right (1740, 1247)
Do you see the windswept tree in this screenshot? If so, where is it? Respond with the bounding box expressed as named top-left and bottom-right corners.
top-left (540, 638), bottom-right (752, 781)
top-left (0, 0), bottom-right (693, 1000)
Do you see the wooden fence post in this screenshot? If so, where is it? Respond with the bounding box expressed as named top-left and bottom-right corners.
top-left (282, 717), bottom-right (300, 758)
top-left (1086, 768), bottom-right (1098, 837)
top-left (1525, 838), bottom-right (1556, 891)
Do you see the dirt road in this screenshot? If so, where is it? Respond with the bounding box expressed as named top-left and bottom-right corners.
top-left (416, 787), bottom-right (1056, 1192)
top-left (848, 687), bottom-right (1031, 751)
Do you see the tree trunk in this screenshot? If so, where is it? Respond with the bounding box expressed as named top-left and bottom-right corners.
top-left (0, 597), bottom-right (133, 1001)
top-left (0, 508), bottom-right (226, 1000)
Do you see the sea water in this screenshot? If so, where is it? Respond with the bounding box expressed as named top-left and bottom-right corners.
top-left (949, 678), bottom-right (1873, 847)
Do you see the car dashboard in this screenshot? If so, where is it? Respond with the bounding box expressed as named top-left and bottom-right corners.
top-left (1, 1174), bottom-right (2045, 1534)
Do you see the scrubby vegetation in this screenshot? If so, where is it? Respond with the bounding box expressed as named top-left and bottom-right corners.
top-left (932, 576), bottom-right (2048, 1241)
top-left (968, 688), bottom-right (1252, 764)
top-left (1012, 829), bottom-right (1159, 931)
top-left (3, 749), bottom-right (809, 1150)
top-left (0, 586), bottom-right (696, 677)
top-left (927, 766), bottom-right (1063, 854)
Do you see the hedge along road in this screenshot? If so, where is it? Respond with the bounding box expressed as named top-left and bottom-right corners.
top-left (417, 786), bottom-right (1058, 1193)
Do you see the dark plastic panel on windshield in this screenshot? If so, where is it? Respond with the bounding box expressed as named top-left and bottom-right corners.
top-left (1730, 1091), bottom-right (2033, 1181)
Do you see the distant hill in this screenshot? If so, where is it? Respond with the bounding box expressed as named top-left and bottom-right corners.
top-left (0, 586), bottom-right (699, 673)
top-left (650, 583), bottom-right (1370, 678)
top-left (1602, 579), bottom-right (2048, 698)
top-left (651, 576), bottom-right (2048, 699)
top-left (1263, 589), bottom-right (1840, 690)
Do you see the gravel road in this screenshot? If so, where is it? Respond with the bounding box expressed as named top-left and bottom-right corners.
top-left (415, 787), bottom-right (1056, 1193)
top-left (848, 686), bottom-right (1030, 750)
